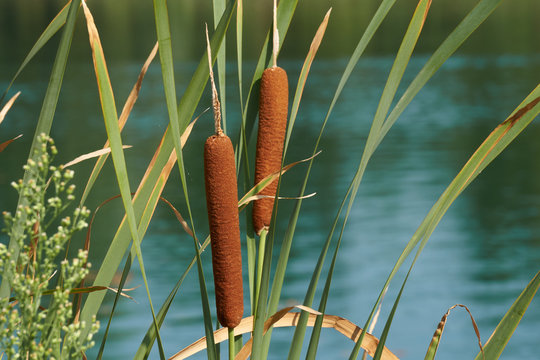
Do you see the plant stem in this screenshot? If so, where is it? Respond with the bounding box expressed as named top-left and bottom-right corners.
top-left (228, 327), bottom-right (235, 359)
top-left (254, 228), bottom-right (268, 314)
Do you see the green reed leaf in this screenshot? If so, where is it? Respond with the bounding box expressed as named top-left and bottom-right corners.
top-left (283, 0), bottom-right (400, 358)
top-left (81, 2), bottom-right (165, 357)
top-left (0, 0), bottom-right (81, 299)
top-left (0, 1), bottom-right (71, 105)
top-left (77, 0), bottom-right (236, 350)
top-left (474, 271), bottom-right (540, 360)
top-left (153, 0), bottom-right (216, 356)
top-left (359, 85), bottom-right (539, 360)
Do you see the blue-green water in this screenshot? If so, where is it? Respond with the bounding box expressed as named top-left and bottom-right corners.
top-left (1, 1), bottom-right (540, 359)
top-left (2, 54), bottom-right (539, 359)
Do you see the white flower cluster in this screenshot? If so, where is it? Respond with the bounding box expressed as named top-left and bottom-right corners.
top-left (0, 134), bottom-right (99, 359)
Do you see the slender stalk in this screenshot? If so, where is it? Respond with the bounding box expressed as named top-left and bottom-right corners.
top-left (228, 327), bottom-right (235, 359)
top-left (254, 228), bottom-right (268, 315)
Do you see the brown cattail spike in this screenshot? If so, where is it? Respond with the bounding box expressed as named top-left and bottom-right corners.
top-left (252, 66), bottom-right (288, 235)
top-left (204, 134), bottom-right (244, 328)
top-left (204, 23), bottom-right (243, 328)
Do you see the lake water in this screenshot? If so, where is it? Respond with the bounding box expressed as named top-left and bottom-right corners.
top-left (1, 1), bottom-right (539, 360)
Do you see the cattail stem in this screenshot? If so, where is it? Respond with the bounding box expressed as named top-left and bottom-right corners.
top-left (206, 23), bottom-right (223, 136)
top-left (272, 0), bottom-right (278, 68)
top-left (228, 327), bottom-right (235, 359)
top-left (254, 228), bottom-right (268, 314)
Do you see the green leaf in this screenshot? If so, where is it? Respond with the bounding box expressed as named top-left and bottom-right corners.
top-left (0, 0), bottom-right (81, 299)
top-left (474, 271), bottom-right (540, 360)
top-left (377, 0), bottom-right (504, 149)
top-left (77, 0), bottom-right (236, 348)
top-left (153, 0), bottom-right (216, 356)
top-left (96, 254), bottom-right (132, 360)
top-left (283, 0), bottom-right (400, 358)
top-left (81, 2), bottom-right (165, 357)
top-left (0, 1), bottom-right (71, 105)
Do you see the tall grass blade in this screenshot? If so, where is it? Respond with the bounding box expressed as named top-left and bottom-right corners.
top-left (354, 86), bottom-right (540, 360)
top-left (77, 0), bottom-right (236, 345)
top-left (0, 0), bottom-right (81, 299)
top-left (284, 0), bottom-right (410, 357)
top-left (153, 1), bottom-right (216, 356)
top-left (473, 271), bottom-right (540, 360)
top-left (248, 9), bottom-right (330, 357)
top-left (81, 3), bottom-right (165, 357)
top-left (79, 42), bottom-right (158, 206)
top-left (133, 236), bottom-right (212, 360)
top-left (377, 0), bottom-right (505, 149)
top-left (251, 7), bottom-right (331, 359)
top-left (96, 254), bottom-right (132, 360)
top-left (0, 2), bottom-right (71, 105)
top-left (341, 1), bottom-right (433, 357)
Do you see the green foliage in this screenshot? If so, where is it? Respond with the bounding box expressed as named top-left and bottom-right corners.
top-left (0, 134), bottom-right (98, 359)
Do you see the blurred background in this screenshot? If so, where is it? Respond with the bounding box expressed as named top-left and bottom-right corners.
top-left (1, 0), bottom-right (539, 359)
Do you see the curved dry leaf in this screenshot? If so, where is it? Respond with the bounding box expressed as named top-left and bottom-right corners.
top-left (114, 42), bottom-right (159, 143)
top-left (238, 150), bottom-right (322, 206)
top-left (0, 91), bottom-right (21, 125)
top-left (239, 192), bottom-right (316, 210)
top-left (425, 304), bottom-right (484, 360)
top-left (0, 134), bottom-right (22, 153)
top-left (168, 306), bottom-right (399, 360)
top-left (70, 285), bottom-right (138, 301)
top-left (158, 197), bottom-right (194, 238)
top-left (63, 145), bottom-right (132, 168)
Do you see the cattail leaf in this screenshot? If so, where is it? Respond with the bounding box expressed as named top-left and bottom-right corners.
top-left (0, 0), bottom-right (81, 299)
top-left (473, 271), bottom-right (540, 360)
top-left (78, 1), bottom-right (236, 351)
top-left (283, 8), bottom-right (331, 154)
top-left (96, 255), bottom-right (133, 360)
top-left (342, 0), bottom-right (434, 357)
top-left (364, 86), bottom-right (540, 360)
top-left (168, 306), bottom-right (398, 360)
top-left (79, 42), bottom-right (158, 206)
top-left (133, 235), bottom-right (213, 360)
top-left (0, 2), bottom-right (71, 105)
top-left (81, 2), bottom-right (166, 357)
top-left (154, 1), bottom-right (217, 357)
top-left (284, 0), bottom-right (403, 358)
top-left (378, 0), bottom-right (506, 148)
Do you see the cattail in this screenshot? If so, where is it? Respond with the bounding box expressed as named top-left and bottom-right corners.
top-left (252, 0), bottom-right (289, 235)
top-left (204, 25), bottom-right (243, 328)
